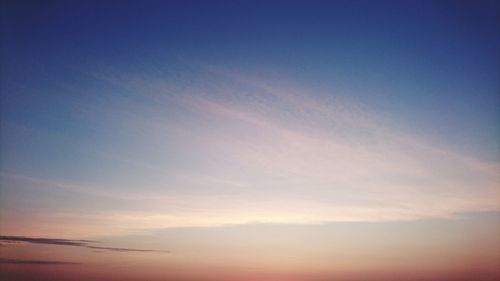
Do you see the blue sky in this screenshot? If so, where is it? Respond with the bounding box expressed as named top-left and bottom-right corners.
top-left (2, 0), bottom-right (498, 163)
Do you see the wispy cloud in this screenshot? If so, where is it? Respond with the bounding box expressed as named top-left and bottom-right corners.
top-left (0, 258), bottom-right (79, 265)
top-left (1, 63), bottom-right (498, 236)
top-left (169, 67), bottom-right (499, 221)
top-left (85, 245), bottom-right (161, 252)
top-left (0, 236), bottom-right (97, 246)
top-left (0, 236), bottom-right (168, 253)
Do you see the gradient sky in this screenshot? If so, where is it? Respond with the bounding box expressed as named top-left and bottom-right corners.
top-left (0, 1), bottom-right (499, 281)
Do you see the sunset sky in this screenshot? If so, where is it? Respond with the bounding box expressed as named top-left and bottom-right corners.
top-left (0, 1), bottom-right (499, 281)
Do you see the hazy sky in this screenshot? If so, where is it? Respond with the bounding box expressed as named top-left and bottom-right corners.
top-left (0, 1), bottom-right (499, 281)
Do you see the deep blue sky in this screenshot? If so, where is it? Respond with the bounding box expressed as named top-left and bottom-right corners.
top-left (1, 0), bottom-right (499, 173)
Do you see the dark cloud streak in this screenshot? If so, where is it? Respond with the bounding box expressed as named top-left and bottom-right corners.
top-left (0, 236), bottom-right (97, 246)
top-left (0, 236), bottom-right (167, 253)
top-left (0, 258), bottom-right (79, 265)
top-left (86, 245), bottom-right (168, 252)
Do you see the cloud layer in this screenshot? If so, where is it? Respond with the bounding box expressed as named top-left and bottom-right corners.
top-left (0, 64), bottom-right (498, 236)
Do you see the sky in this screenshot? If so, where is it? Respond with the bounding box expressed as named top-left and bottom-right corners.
top-left (0, 0), bottom-right (499, 281)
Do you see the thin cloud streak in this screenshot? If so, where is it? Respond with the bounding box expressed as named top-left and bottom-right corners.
top-left (0, 258), bottom-right (79, 265)
top-left (0, 236), bottom-right (97, 246)
top-left (0, 236), bottom-right (168, 253)
top-left (85, 245), bottom-right (168, 253)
